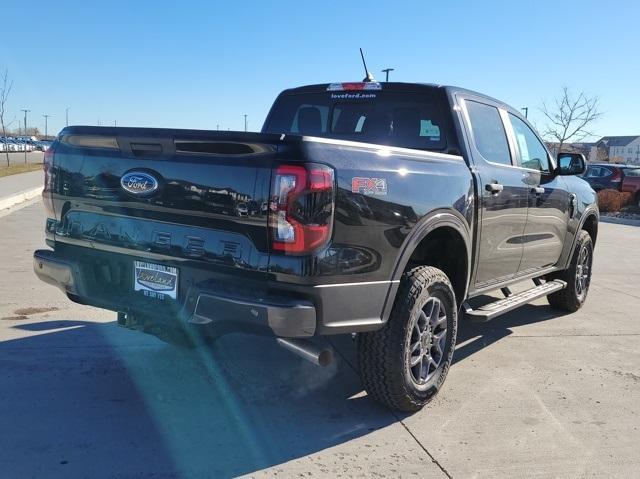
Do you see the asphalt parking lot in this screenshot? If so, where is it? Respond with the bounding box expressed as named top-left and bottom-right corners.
top-left (1, 201), bottom-right (639, 478)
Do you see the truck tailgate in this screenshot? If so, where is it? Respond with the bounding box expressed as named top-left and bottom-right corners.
top-left (48, 127), bottom-right (280, 278)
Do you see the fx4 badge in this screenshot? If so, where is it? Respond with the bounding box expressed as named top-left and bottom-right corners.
top-left (351, 177), bottom-right (387, 196)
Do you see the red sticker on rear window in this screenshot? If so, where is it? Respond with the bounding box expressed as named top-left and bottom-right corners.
top-left (351, 177), bottom-right (387, 195)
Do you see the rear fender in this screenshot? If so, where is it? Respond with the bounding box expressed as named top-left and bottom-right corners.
top-left (380, 209), bottom-right (472, 323)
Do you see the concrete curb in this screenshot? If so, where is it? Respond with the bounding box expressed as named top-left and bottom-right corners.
top-left (600, 216), bottom-right (640, 227)
top-left (0, 186), bottom-right (43, 211)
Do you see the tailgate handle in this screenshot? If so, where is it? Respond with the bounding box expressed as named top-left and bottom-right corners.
top-left (131, 143), bottom-right (163, 158)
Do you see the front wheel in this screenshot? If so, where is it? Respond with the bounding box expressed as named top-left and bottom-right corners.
top-left (546, 230), bottom-right (593, 312)
top-left (357, 266), bottom-right (458, 412)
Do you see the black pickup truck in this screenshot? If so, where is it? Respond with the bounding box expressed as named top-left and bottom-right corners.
top-left (34, 81), bottom-right (598, 412)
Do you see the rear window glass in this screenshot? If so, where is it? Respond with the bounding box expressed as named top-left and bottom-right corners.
top-left (465, 100), bottom-right (512, 166)
top-left (264, 90), bottom-right (446, 151)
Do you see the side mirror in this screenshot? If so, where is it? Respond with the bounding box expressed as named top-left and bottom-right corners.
top-left (556, 152), bottom-right (587, 176)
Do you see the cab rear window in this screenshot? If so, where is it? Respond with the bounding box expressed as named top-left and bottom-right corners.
top-left (264, 90), bottom-right (447, 151)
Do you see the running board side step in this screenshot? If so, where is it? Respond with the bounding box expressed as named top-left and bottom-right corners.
top-left (463, 279), bottom-right (567, 322)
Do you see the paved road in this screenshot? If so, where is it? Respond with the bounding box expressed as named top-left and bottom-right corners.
top-left (1, 203), bottom-right (639, 478)
top-left (0, 170), bottom-right (43, 198)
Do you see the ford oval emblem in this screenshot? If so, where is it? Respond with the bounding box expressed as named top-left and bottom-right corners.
top-left (120, 171), bottom-right (159, 196)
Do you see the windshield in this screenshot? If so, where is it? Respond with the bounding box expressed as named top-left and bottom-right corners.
top-left (264, 90), bottom-right (447, 151)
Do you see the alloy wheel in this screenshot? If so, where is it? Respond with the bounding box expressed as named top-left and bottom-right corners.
top-left (575, 244), bottom-right (591, 301)
top-left (406, 297), bottom-right (448, 387)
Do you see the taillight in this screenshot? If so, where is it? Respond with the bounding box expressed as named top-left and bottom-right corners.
top-left (43, 144), bottom-right (55, 215)
top-left (269, 163), bottom-right (334, 254)
top-left (43, 147), bottom-right (53, 186)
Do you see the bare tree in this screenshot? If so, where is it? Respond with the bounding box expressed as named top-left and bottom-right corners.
top-left (540, 87), bottom-right (602, 155)
top-left (0, 68), bottom-right (14, 167)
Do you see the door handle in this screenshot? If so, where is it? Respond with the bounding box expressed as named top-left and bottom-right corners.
top-left (531, 187), bottom-right (545, 195)
top-left (485, 182), bottom-right (504, 194)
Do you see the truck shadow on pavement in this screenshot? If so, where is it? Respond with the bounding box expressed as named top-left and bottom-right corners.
top-left (0, 319), bottom-right (391, 478)
top-left (0, 301), bottom-right (568, 477)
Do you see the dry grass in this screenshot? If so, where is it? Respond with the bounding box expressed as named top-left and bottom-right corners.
top-left (0, 163), bottom-right (42, 178)
top-left (597, 189), bottom-right (634, 212)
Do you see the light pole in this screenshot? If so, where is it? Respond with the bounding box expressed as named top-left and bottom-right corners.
top-left (244, 114), bottom-right (247, 132)
top-left (65, 107), bottom-right (70, 127)
top-left (381, 68), bottom-right (394, 82)
top-left (21, 109), bottom-right (30, 163)
top-left (521, 107), bottom-right (529, 118)
top-left (43, 114), bottom-right (51, 139)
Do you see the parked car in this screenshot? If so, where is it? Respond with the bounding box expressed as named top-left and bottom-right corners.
top-left (621, 168), bottom-right (640, 206)
top-left (235, 202), bottom-right (248, 216)
top-left (4, 139), bottom-right (19, 151)
top-left (582, 163), bottom-right (634, 192)
top-left (35, 140), bottom-right (53, 151)
top-left (34, 80), bottom-right (598, 412)
top-left (9, 141), bottom-right (20, 152)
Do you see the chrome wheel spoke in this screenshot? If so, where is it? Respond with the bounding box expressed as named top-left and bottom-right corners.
top-left (420, 355), bottom-right (429, 381)
top-left (429, 300), bottom-right (441, 324)
top-left (428, 356), bottom-right (438, 371)
top-left (410, 353), bottom-right (422, 367)
top-left (418, 310), bottom-right (428, 332)
top-left (434, 312), bottom-right (447, 327)
top-left (413, 322), bottom-right (421, 339)
top-left (433, 328), bottom-right (446, 341)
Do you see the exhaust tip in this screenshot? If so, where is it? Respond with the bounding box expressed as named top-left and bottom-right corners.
top-left (277, 338), bottom-right (334, 367)
top-left (317, 349), bottom-right (333, 367)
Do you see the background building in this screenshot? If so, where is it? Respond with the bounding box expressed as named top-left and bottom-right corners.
top-left (593, 136), bottom-right (640, 164)
top-left (546, 136), bottom-right (640, 164)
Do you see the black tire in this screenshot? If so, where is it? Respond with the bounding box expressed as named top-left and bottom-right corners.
top-left (357, 266), bottom-right (458, 412)
top-left (546, 230), bottom-right (593, 312)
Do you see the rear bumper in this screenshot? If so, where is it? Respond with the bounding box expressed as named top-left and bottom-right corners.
top-left (33, 249), bottom-right (81, 295)
top-left (33, 248), bottom-right (391, 338)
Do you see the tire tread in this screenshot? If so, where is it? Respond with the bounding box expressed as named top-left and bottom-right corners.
top-left (358, 266), bottom-right (456, 412)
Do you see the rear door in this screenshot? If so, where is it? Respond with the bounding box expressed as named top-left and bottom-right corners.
top-left (507, 114), bottom-right (570, 273)
top-left (460, 97), bottom-right (529, 287)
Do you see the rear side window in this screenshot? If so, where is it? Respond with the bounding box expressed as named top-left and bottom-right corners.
top-left (264, 90), bottom-right (447, 151)
top-left (585, 166), bottom-right (599, 178)
top-left (586, 166), bottom-right (611, 178)
top-left (465, 100), bottom-right (512, 166)
top-left (625, 168), bottom-right (640, 177)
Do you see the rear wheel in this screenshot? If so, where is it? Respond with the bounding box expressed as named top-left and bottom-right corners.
top-left (357, 266), bottom-right (457, 412)
top-left (546, 230), bottom-right (593, 312)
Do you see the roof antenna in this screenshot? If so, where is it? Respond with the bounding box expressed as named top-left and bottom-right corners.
top-left (360, 48), bottom-right (376, 82)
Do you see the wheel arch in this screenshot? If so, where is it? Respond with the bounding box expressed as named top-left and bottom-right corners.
top-left (381, 209), bottom-right (472, 322)
top-left (582, 211), bottom-right (599, 246)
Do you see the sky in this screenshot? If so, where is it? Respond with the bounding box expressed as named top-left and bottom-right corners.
top-left (0, 0), bottom-right (638, 139)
